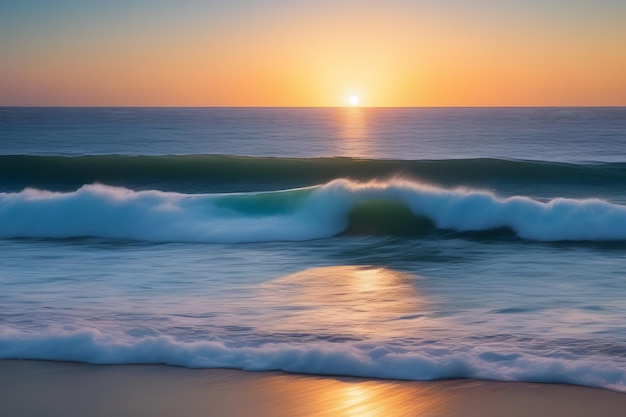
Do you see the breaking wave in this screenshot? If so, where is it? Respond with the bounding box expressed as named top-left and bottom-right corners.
top-left (2, 179), bottom-right (626, 242)
top-left (2, 155), bottom-right (626, 193)
top-left (0, 328), bottom-right (624, 392)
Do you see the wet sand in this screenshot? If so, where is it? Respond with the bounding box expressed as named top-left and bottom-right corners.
top-left (1, 360), bottom-right (625, 417)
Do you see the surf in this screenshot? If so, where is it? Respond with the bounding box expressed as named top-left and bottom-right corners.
top-left (2, 179), bottom-right (626, 243)
top-left (1, 327), bottom-right (624, 393)
top-left (2, 155), bottom-right (626, 195)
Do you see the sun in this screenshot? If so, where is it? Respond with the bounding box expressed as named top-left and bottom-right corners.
top-left (348, 95), bottom-right (360, 106)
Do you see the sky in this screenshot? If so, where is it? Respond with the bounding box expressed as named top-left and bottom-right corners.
top-left (1, 0), bottom-right (625, 107)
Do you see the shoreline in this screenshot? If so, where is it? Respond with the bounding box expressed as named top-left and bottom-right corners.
top-left (1, 360), bottom-right (625, 417)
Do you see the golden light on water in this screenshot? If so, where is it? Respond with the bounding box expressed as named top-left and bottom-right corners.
top-left (253, 374), bottom-right (449, 417)
top-left (336, 106), bottom-right (370, 157)
top-left (261, 266), bottom-right (425, 338)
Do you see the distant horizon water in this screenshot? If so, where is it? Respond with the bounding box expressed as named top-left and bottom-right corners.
top-left (3, 105), bottom-right (625, 108)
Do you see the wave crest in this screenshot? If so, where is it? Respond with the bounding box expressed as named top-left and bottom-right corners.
top-left (2, 179), bottom-right (626, 242)
top-left (0, 328), bottom-right (624, 392)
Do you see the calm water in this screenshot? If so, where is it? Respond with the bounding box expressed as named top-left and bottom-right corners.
top-left (1, 107), bottom-right (625, 391)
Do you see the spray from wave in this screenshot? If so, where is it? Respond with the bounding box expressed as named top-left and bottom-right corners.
top-left (2, 179), bottom-right (626, 242)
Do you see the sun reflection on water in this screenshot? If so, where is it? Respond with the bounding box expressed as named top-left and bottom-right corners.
top-left (261, 265), bottom-right (426, 338)
top-left (336, 107), bottom-right (371, 157)
top-left (253, 374), bottom-right (448, 417)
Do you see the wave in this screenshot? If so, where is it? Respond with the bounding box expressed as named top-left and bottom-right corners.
top-left (2, 155), bottom-right (626, 194)
top-left (0, 328), bottom-right (624, 392)
top-left (2, 179), bottom-right (626, 242)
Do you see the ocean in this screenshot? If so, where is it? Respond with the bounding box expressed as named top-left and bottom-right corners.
top-left (1, 107), bottom-right (625, 392)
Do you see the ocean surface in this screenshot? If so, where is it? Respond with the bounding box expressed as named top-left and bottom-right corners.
top-left (1, 107), bottom-right (625, 392)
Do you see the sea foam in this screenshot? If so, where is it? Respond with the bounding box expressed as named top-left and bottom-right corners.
top-left (2, 180), bottom-right (626, 242)
top-left (0, 327), bottom-right (624, 392)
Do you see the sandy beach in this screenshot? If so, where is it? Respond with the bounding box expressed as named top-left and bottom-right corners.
top-left (1, 360), bottom-right (624, 417)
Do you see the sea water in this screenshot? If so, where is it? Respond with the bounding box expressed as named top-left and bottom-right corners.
top-left (1, 107), bottom-right (625, 391)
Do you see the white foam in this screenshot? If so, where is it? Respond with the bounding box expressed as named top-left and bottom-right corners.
top-left (2, 180), bottom-right (626, 242)
top-left (328, 179), bottom-right (626, 241)
top-left (0, 184), bottom-right (346, 242)
top-left (0, 328), bottom-right (623, 392)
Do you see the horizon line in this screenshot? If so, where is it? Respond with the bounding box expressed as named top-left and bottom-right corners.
top-left (2, 105), bottom-right (625, 109)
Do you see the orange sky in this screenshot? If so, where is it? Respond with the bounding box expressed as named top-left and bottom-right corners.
top-left (1, 1), bottom-right (625, 107)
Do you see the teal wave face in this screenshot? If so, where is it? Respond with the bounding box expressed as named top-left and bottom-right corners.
top-left (346, 199), bottom-right (435, 236)
top-left (212, 187), bottom-right (315, 216)
top-left (2, 155), bottom-right (626, 201)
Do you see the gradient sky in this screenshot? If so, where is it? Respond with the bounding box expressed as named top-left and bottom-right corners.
top-left (1, 0), bottom-right (625, 107)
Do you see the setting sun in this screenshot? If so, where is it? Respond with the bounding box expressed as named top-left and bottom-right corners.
top-left (1, 2), bottom-right (625, 107)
